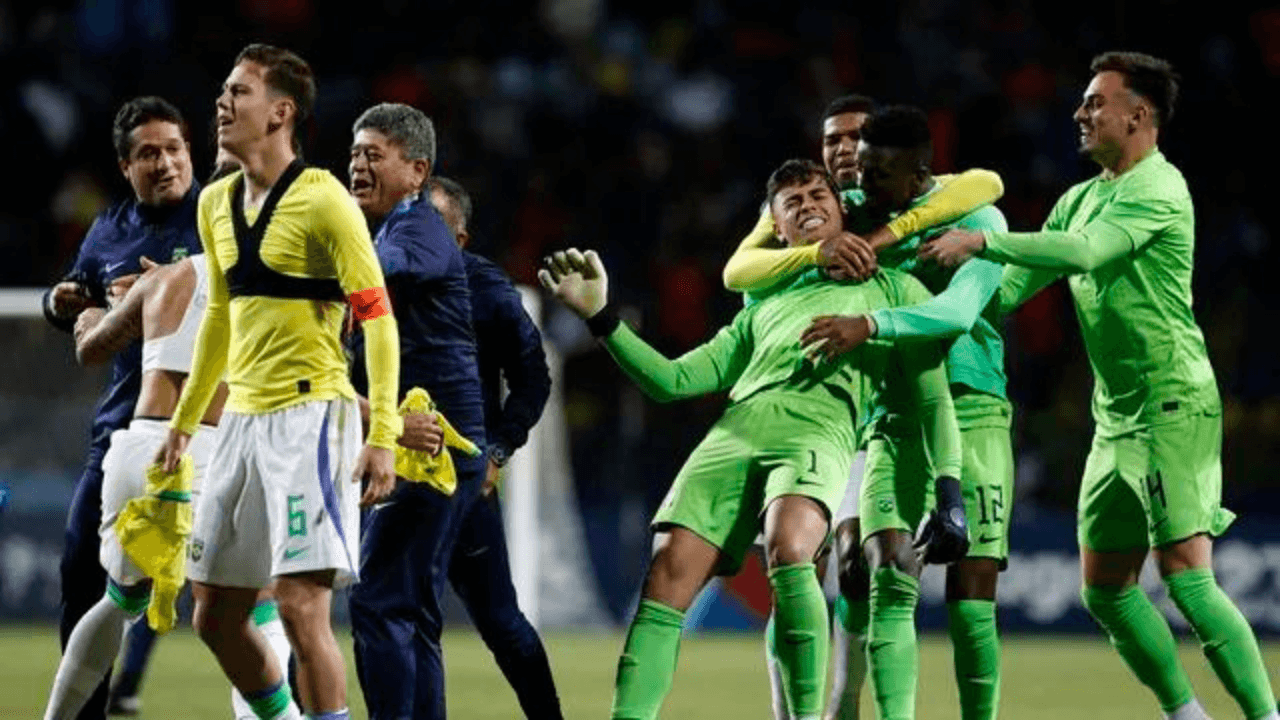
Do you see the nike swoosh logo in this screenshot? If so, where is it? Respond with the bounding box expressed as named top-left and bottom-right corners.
top-left (103, 260), bottom-right (127, 276)
top-left (978, 535), bottom-right (999, 544)
top-left (284, 547), bottom-right (309, 560)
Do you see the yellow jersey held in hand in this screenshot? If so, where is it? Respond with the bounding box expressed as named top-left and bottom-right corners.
top-left (395, 387), bottom-right (482, 495)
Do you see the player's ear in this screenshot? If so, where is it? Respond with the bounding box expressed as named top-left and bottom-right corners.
top-left (269, 96), bottom-right (295, 134)
top-left (119, 157), bottom-right (130, 179)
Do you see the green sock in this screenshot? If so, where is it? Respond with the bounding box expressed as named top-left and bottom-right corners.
top-left (611, 599), bottom-right (685, 720)
top-left (243, 680), bottom-right (293, 720)
top-left (1081, 584), bottom-right (1194, 712)
top-left (948, 600), bottom-right (1000, 720)
top-left (834, 591), bottom-right (870, 636)
top-left (1166, 568), bottom-right (1278, 719)
top-left (867, 567), bottom-right (920, 720)
top-left (768, 563), bottom-right (829, 718)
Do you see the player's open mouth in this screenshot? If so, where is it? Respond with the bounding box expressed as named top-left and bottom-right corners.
top-left (800, 214), bottom-right (825, 230)
top-left (351, 178), bottom-right (373, 195)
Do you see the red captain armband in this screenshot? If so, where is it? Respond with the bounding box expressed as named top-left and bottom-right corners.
top-left (349, 287), bottom-right (392, 322)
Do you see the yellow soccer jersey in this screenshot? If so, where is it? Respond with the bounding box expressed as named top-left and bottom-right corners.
top-left (172, 164), bottom-right (402, 449)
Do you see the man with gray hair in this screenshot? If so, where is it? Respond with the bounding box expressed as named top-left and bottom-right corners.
top-left (345, 102), bottom-right (488, 720)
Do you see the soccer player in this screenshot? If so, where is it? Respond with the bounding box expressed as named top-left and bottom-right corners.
top-left (343, 103), bottom-right (487, 720)
top-left (725, 101), bottom-right (1005, 720)
top-left (740, 106), bottom-right (1011, 720)
top-left (41, 95), bottom-right (203, 720)
top-left (46, 252), bottom-right (301, 719)
top-left (540, 159), bottom-right (969, 720)
top-left (427, 175), bottom-right (564, 718)
top-left (106, 149), bottom-right (297, 720)
top-left (922, 51), bottom-right (1279, 720)
top-left (154, 44), bottom-right (402, 720)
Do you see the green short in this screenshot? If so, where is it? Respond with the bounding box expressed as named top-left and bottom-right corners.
top-left (860, 392), bottom-right (1014, 566)
top-left (652, 388), bottom-right (856, 575)
top-left (1078, 406), bottom-right (1234, 552)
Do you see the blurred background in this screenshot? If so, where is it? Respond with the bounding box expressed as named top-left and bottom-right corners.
top-left (2, 0), bottom-right (1279, 652)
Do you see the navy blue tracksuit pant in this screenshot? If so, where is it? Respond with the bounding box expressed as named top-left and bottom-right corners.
top-left (350, 452), bottom-right (485, 720)
top-left (448, 493), bottom-right (563, 719)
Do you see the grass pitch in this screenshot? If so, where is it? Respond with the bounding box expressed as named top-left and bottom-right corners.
top-left (3, 625), bottom-right (1279, 718)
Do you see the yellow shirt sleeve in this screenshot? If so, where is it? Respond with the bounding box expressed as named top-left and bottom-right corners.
top-left (171, 187), bottom-right (232, 435)
top-left (722, 206), bottom-right (823, 292)
top-left (312, 178), bottom-right (403, 450)
top-left (884, 168), bottom-right (1004, 240)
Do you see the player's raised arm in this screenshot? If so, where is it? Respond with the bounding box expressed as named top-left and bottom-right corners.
top-left (317, 182), bottom-right (402, 451)
top-left (869, 168), bottom-right (1004, 252)
top-left (542, 248), bottom-right (750, 402)
top-left (871, 207), bottom-right (1009, 342)
top-left (722, 208), bottom-right (823, 292)
top-left (923, 183), bottom-right (1183, 272)
top-left (167, 195), bottom-right (232, 447)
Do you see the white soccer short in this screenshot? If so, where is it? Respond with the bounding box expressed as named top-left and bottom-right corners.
top-left (188, 397), bottom-right (362, 589)
top-left (99, 418), bottom-right (219, 586)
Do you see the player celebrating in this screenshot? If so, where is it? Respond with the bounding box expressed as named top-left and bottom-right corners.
top-left (541, 159), bottom-right (968, 720)
top-left (155, 44), bottom-right (402, 720)
top-left (428, 176), bottom-right (564, 718)
top-left (923, 51), bottom-right (1278, 720)
top-left (41, 95), bottom-right (203, 720)
top-left (725, 101), bottom-right (1005, 720)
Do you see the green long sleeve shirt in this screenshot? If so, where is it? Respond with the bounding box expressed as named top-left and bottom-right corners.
top-left (864, 188), bottom-right (1010, 400)
top-left (602, 268), bottom-right (963, 478)
top-left (984, 149), bottom-right (1219, 433)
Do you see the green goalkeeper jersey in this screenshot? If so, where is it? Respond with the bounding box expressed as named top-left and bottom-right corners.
top-left (842, 187), bottom-right (1010, 402)
top-left (602, 267), bottom-right (962, 478)
top-left (987, 149), bottom-right (1218, 434)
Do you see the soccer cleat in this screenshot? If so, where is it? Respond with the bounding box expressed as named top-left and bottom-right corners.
top-left (106, 693), bottom-right (141, 716)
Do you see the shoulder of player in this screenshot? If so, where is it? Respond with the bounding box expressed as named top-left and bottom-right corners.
top-left (1117, 150), bottom-right (1191, 204)
top-left (293, 167), bottom-right (361, 207)
top-left (141, 259), bottom-right (197, 328)
top-left (952, 202), bottom-right (1008, 232)
top-left (875, 267), bottom-right (931, 303)
top-left (197, 172), bottom-right (240, 212)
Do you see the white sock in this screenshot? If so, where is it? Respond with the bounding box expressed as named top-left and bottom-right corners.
top-left (1165, 698), bottom-right (1213, 720)
top-left (231, 603), bottom-right (296, 720)
top-left (765, 616), bottom-right (788, 720)
top-left (825, 620), bottom-right (864, 720)
top-left (44, 595), bottom-right (136, 720)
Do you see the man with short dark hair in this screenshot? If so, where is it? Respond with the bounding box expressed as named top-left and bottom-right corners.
top-left (541, 158), bottom-right (968, 720)
top-left (427, 176), bottom-right (563, 718)
top-left (820, 94), bottom-right (876, 191)
top-left (344, 103), bottom-right (487, 720)
top-left (42, 94), bottom-right (202, 720)
top-left (156, 44), bottom-right (402, 720)
top-left (924, 51), bottom-right (1278, 720)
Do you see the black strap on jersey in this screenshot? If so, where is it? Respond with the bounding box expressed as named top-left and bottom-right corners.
top-left (226, 160), bottom-right (345, 301)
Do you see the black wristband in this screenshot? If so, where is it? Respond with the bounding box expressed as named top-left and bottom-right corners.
top-left (585, 303), bottom-right (621, 338)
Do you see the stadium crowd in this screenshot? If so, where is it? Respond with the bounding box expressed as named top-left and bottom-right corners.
top-left (3, 0), bottom-right (1277, 625)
